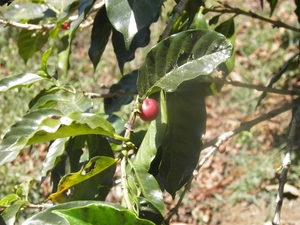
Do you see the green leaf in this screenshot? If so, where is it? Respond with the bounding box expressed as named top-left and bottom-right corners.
top-left (0, 109), bottom-right (126, 166)
top-left (24, 201), bottom-right (154, 225)
top-left (295, 0), bottom-right (300, 24)
top-left (2, 200), bottom-right (28, 225)
top-left (88, 6), bottom-right (112, 70)
top-left (41, 48), bottom-right (53, 76)
top-left (105, 0), bottom-right (163, 49)
top-left (134, 91), bottom-right (167, 171)
top-left (175, 0), bottom-right (203, 28)
top-left (112, 26), bottom-right (150, 74)
top-left (41, 137), bottom-right (70, 176)
top-left (159, 82), bottom-right (207, 198)
top-left (130, 164), bottom-right (164, 216)
top-left (267, 0), bottom-right (278, 16)
top-left (104, 71), bottom-right (137, 115)
top-left (137, 30), bottom-right (233, 98)
top-left (17, 29), bottom-right (49, 63)
top-left (46, 156), bottom-right (116, 203)
top-left (86, 135), bottom-right (114, 158)
top-left (0, 73), bottom-right (46, 92)
top-left (4, 3), bottom-right (55, 21)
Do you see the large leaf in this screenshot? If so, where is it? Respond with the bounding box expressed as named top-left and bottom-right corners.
top-left (0, 109), bottom-right (126, 166)
top-left (46, 156), bottom-right (116, 203)
top-left (105, 0), bottom-right (163, 49)
top-left (137, 29), bottom-right (233, 98)
top-left (0, 73), bottom-right (46, 92)
top-left (104, 71), bottom-right (138, 115)
top-left (17, 29), bottom-right (49, 63)
top-left (159, 81), bottom-right (207, 198)
top-left (88, 6), bottom-right (112, 70)
top-left (23, 201), bottom-right (154, 225)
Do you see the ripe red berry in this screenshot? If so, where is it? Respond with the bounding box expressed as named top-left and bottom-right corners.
top-left (61, 23), bottom-right (69, 30)
top-left (139, 98), bottom-right (159, 121)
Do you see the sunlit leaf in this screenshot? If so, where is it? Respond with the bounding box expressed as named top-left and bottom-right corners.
top-left (137, 30), bottom-right (233, 98)
top-left (2, 200), bottom-right (28, 225)
top-left (46, 156), bottom-right (116, 203)
top-left (105, 0), bottom-right (163, 49)
top-left (0, 73), bottom-right (46, 92)
top-left (0, 109), bottom-right (126, 166)
top-left (23, 201), bottom-right (154, 225)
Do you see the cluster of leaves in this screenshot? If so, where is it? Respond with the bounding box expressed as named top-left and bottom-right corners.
top-left (0, 0), bottom-right (299, 224)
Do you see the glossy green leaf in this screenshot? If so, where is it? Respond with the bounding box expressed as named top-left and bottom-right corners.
top-left (175, 0), bottom-right (203, 27)
top-left (159, 82), bottom-right (207, 198)
top-left (104, 71), bottom-right (138, 115)
top-left (0, 109), bottom-right (126, 166)
top-left (130, 164), bottom-right (164, 216)
top-left (41, 137), bottom-right (70, 176)
top-left (2, 200), bottom-right (28, 225)
top-left (105, 0), bottom-right (163, 49)
top-left (0, 73), bottom-right (46, 92)
top-left (18, 29), bottom-right (49, 63)
top-left (137, 30), bottom-right (233, 98)
top-left (86, 135), bottom-right (114, 158)
top-left (23, 201), bottom-right (154, 225)
top-left (46, 156), bottom-right (116, 203)
top-left (88, 6), bottom-right (112, 70)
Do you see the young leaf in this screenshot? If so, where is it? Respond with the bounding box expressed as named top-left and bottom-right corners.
top-left (46, 156), bottom-right (117, 203)
top-left (105, 0), bottom-right (163, 49)
top-left (88, 6), bottom-right (112, 70)
top-left (159, 81), bottom-right (207, 198)
top-left (41, 48), bottom-right (53, 77)
top-left (24, 201), bottom-right (154, 225)
top-left (0, 73), bottom-right (46, 92)
top-left (137, 30), bottom-right (233, 98)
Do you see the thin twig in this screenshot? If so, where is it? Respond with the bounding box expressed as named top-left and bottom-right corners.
top-left (0, 203), bottom-right (53, 210)
top-left (272, 104), bottom-right (300, 224)
top-left (84, 91), bottom-right (137, 99)
top-left (165, 98), bottom-right (300, 222)
top-left (159, 0), bottom-right (190, 41)
top-left (205, 4), bottom-right (300, 33)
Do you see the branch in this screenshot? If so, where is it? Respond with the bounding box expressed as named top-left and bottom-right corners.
top-left (203, 77), bottom-right (300, 96)
top-left (159, 0), bottom-right (189, 41)
top-left (84, 91), bottom-right (137, 99)
top-left (165, 97), bottom-right (300, 222)
top-left (0, 203), bottom-right (53, 210)
top-left (272, 103), bottom-right (300, 224)
top-left (205, 4), bottom-right (300, 33)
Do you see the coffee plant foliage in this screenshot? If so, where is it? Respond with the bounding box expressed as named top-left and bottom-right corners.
top-left (0, 0), bottom-right (299, 224)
